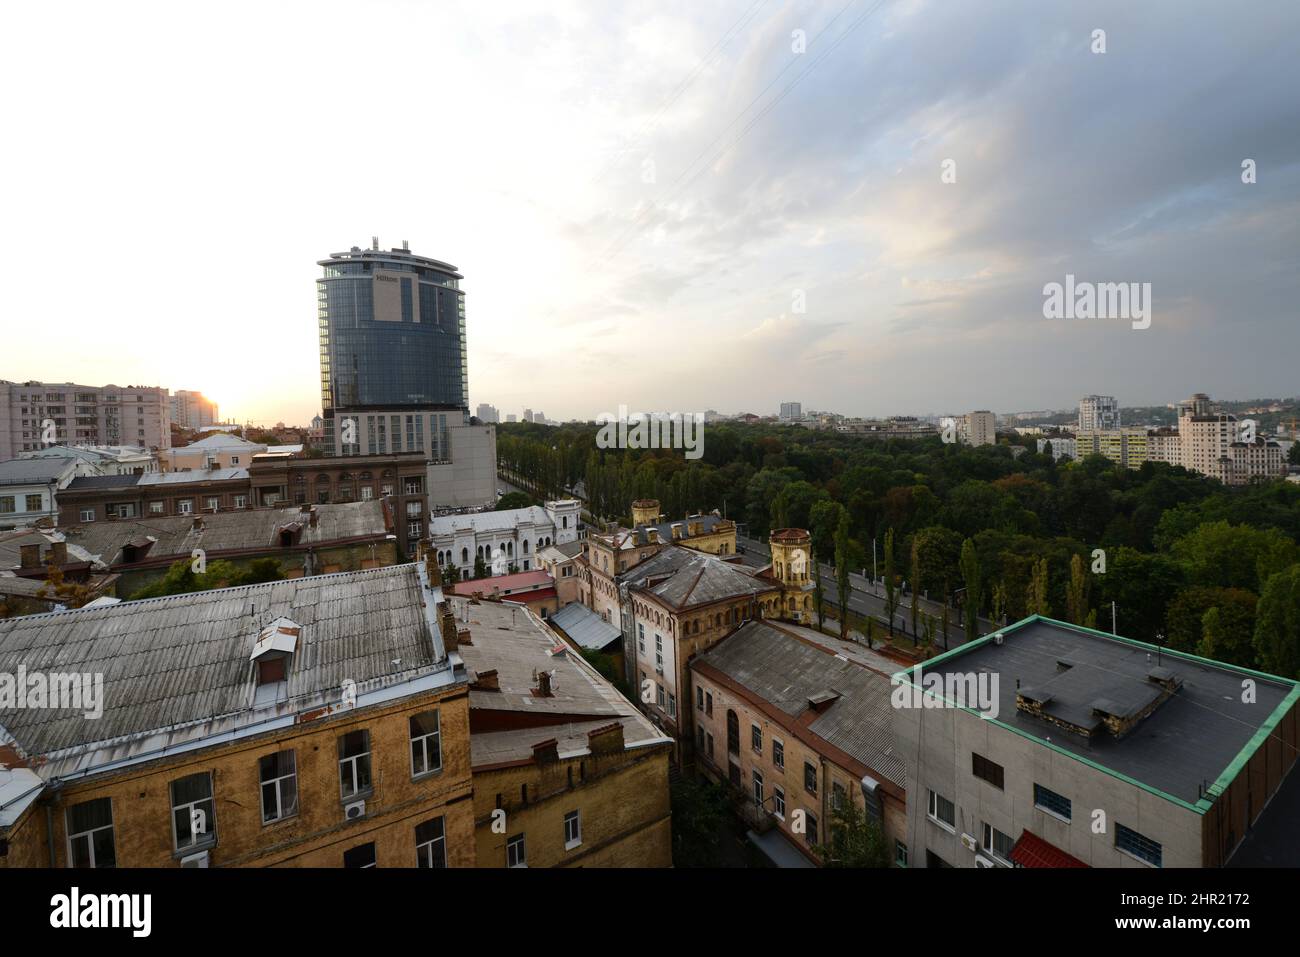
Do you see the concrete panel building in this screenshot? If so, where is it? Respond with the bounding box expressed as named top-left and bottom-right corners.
top-left (0, 380), bottom-right (172, 459)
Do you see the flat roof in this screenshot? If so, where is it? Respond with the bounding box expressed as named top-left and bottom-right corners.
top-left (905, 616), bottom-right (1298, 809)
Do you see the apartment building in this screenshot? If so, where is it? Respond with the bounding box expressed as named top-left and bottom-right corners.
top-left (893, 615), bottom-right (1299, 868)
top-left (0, 561), bottom-right (475, 868)
top-left (1078, 395), bottom-right (1120, 431)
top-left (955, 411), bottom-right (996, 446)
top-left (169, 390), bottom-right (219, 430)
top-left (691, 619), bottom-right (907, 867)
top-left (1035, 435), bottom-right (1077, 461)
top-left (0, 381), bottom-right (172, 459)
top-left (160, 432), bottom-right (266, 471)
top-left (0, 457), bottom-right (99, 530)
top-left (454, 596), bottom-right (673, 867)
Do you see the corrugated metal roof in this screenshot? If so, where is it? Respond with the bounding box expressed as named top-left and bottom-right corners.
top-left (549, 602), bottom-right (621, 651)
top-left (0, 564), bottom-right (449, 767)
top-left (695, 620), bottom-right (904, 785)
top-left (0, 457), bottom-right (81, 485)
top-left (622, 546), bottom-right (772, 610)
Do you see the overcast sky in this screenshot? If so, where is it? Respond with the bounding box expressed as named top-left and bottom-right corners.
top-left (2, 0), bottom-right (1296, 425)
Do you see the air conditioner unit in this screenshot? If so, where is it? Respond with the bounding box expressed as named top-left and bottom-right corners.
top-left (960, 832), bottom-right (979, 852)
top-left (180, 849), bottom-right (210, 868)
top-left (344, 799), bottom-right (367, 820)
top-left (974, 855), bottom-right (997, 869)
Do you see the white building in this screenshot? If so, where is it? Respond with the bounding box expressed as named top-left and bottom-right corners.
top-left (20, 444), bottom-right (158, 475)
top-left (428, 500), bottom-right (580, 576)
top-left (1035, 436), bottom-right (1077, 461)
top-left (779, 401), bottom-right (802, 421)
top-left (1078, 395), bottom-right (1120, 431)
top-left (0, 457), bottom-right (99, 530)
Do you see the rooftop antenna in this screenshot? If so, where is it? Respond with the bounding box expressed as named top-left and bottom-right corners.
top-left (402, 239), bottom-right (409, 251)
top-left (371, 236), bottom-right (379, 251)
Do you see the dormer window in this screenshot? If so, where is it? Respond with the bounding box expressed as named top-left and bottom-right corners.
top-left (250, 617), bottom-right (300, 704)
top-left (258, 657), bottom-right (287, 685)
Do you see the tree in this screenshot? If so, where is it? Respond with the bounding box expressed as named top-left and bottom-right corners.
top-left (813, 555), bottom-right (826, 631)
top-left (833, 508), bottom-right (860, 641)
top-left (910, 542), bottom-right (920, 637)
top-left (36, 563), bottom-right (95, 609)
top-left (882, 528), bottom-right (899, 636)
top-left (1254, 565), bottom-right (1300, 678)
top-left (129, 557), bottom-right (286, 599)
top-left (1066, 553), bottom-right (1090, 625)
top-left (941, 583), bottom-right (951, 649)
top-left (442, 563), bottom-right (461, 584)
top-left (1199, 592), bottom-right (1259, 667)
top-left (495, 491), bottom-right (535, 511)
top-left (669, 777), bottom-right (733, 868)
top-left (812, 798), bottom-right (890, 868)
top-left (1026, 557), bottom-right (1051, 617)
top-left (959, 538), bottom-right (981, 639)
top-left (473, 555), bottom-right (489, 580)
top-left (1290, 442), bottom-right (1300, 466)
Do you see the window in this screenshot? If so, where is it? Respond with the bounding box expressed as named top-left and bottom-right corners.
top-left (177, 499), bottom-right (193, 515)
top-left (773, 738), bottom-right (784, 770)
top-left (409, 710), bottom-right (442, 776)
top-left (832, 782), bottom-right (847, 811)
top-left (149, 500), bottom-right (164, 514)
top-left (752, 769), bottom-right (764, 807)
top-left (1116, 823), bottom-right (1162, 867)
top-left (751, 724), bottom-right (762, 753)
top-left (705, 692), bottom-right (712, 716)
top-left (895, 840), bottom-right (909, 867)
top-left (259, 751), bottom-right (298, 823)
top-left (564, 811), bottom-right (582, 850)
top-left (405, 478), bottom-right (422, 495)
top-left (79, 507), bottom-right (95, 522)
top-left (655, 635), bottom-right (663, 670)
top-left (338, 730), bottom-right (372, 799)
top-left (1033, 783), bottom-right (1072, 821)
top-left (24, 494), bottom-right (42, 512)
top-left (234, 494), bottom-right (246, 508)
top-left (804, 761), bottom-right (818, 795)
top-left (927, 789), bottom-right (955, 830)
top-left (230, 456), bottom-right (239, 465)
top-left (982, 823), bottom-right (1015, 863)
top-left (667, 692), bottom-right (676, 718)
top-left (705, 732), bottom-right (714, 759)
top-left (507, 834), bottom-right (527, 868)
top-left (415, 817), bottom-right (447, 868)
top-left (806, 811), bottom-right (819, 845)
top-left (0, 496), bottom-right (14, 514)
top-left (972, 752), bottom-right (1005, 789)
top-left (696, 686), bottom-right (704, 711)
top-left (206, 497), bottom-right (219, 511)
top-left (67, 798), bottom-right (115, 868)
top-left (637, 623), bottom-right (645, 654)
top-left (170, 772), bottom-right (216, 851)
top-left (344, 842), bottom-right (376, 868)
top-left (656, 684), bottom-right (665, 708)
top-left (773, 785), bottom-right (785, 819)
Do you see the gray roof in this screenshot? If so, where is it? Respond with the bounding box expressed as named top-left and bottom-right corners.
top-left (916, 617), bottom-right (1297, 804)
top-left (62, 500), bottom-right (390, 566)
top-left (0, 563), bottom-right (454, 776)
top-left (694, 619), bottom-right (904, 785)
top-left (65, 474), bottom-right (141, 490)
top-left (428, 505), bottom-right (552, 537)
top-left (0, 528), bottom-right (101, 570)
top-left (549, 601), bottom-right (622, 651)
top-left (0, 457), bottom-right (80, 486)
top-left (453, 597), bottom-right (667, 765)
top-left (622, 545), bottom-right (772, 610)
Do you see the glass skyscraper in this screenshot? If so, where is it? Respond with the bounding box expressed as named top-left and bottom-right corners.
top-left (317, 241), bottom-right (468, 415)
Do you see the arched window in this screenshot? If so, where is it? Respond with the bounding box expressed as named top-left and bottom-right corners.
top-left (523, 540), bottom-right (530, 554)
top-left (507, 542), bottom-right (513, 556)
top-left (461, 547), bottom-right (469, 564)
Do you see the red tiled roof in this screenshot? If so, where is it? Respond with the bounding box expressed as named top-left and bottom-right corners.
top-left (1009, 830), bottom-right (1088, 868)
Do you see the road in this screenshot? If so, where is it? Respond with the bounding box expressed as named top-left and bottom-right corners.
top-left (733, 533), bottom-right (998, 650)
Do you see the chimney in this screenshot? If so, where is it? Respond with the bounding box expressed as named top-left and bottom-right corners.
top-left (300, 503), bottom-right (311, 513)
top-left (457, 627), bottom-right (472, 646)
top-left (46, 541), bottom-right (68, 565)
top-left (425, 550), bottom-right (443, 587)
top-left (308, 506), bottom-right (318, 528)
top-left (192, 516), bottom-right (204, 532)
top-left (647, 528), bottom-right (659, 545)
top-left (470, 668), bottom-right (499, 691)
top-left (587, 722), bottom-right (625, 755)
top-left (531, 738), bottom-right (559, 765)
top-left (439, 605), bottom-right (459, 653)
top-left (533, 669), bottom-right (554, 698)
top-left (671, 523), bottom-right (683, 540)
top-left (19, 543), bottom-right (40, 569)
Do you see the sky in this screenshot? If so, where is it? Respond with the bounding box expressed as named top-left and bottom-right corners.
top-left (1, 0), bottom-right (1297, 425)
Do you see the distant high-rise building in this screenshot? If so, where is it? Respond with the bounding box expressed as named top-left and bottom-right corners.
top-left (533, 411), bottom-right (545, 424)
top-left (523, 408), bottom-right (532, 424)
top-left (315, 240), bottom-right (495, 511)
top-left (169, 390), bottom-right (218, 430)
top-left (505, 414), bottom-right (517, 423)
top-left (0, 380), bottom-right (172, 459)
top-left (476, 403), bottom-right (499, 424)
top-left (957, 411), bottom-right (996, 446)
top-left (779, 401), bottom-right (802, 421)
top-left (1078, 395), bottom-right (1120, 431)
